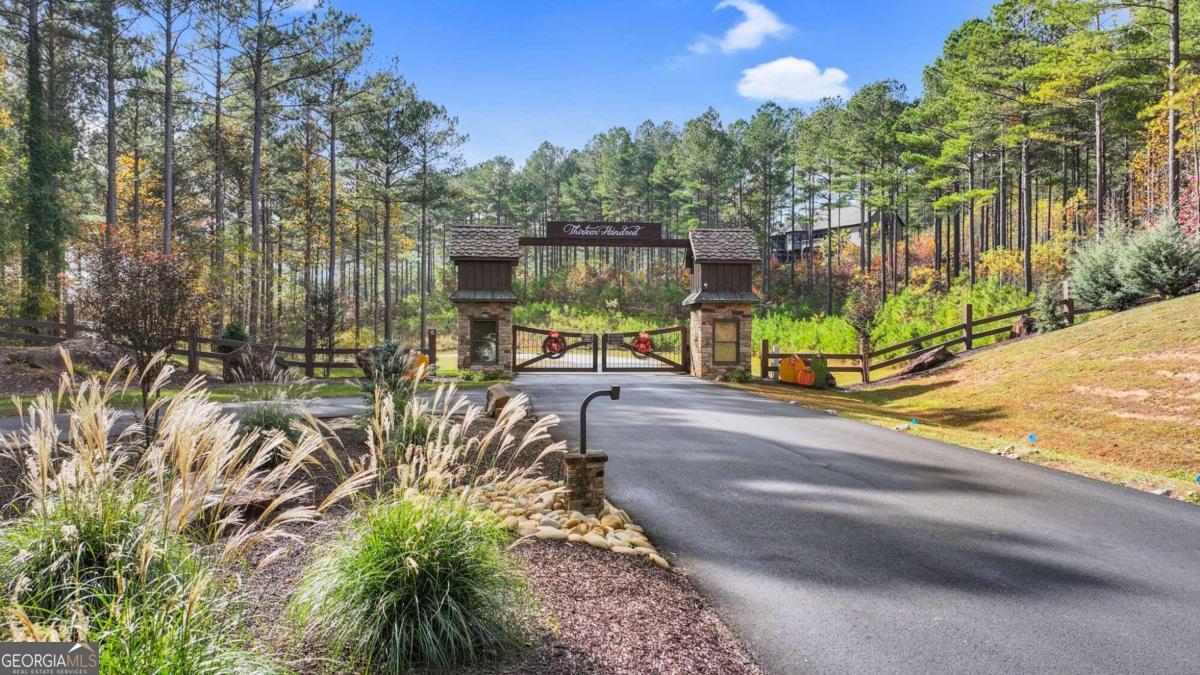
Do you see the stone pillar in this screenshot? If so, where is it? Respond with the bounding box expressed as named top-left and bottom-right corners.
top-left (453, 300), bottom-right (514, 378)
top-left (688, 302), bottom-right (753, 379)
top-left (563, 451), bottom-right (607, 514)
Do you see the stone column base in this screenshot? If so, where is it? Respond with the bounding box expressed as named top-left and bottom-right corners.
top-left (689, 303), bottom-right (753, 379)
top-left (563, 451), bottom-right (607, 514)
top-left (453, 300), bottom-right (514, 378)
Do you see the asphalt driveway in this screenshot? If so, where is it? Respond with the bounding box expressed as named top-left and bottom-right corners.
top-left (514, 372), bottom-right (1200, 675)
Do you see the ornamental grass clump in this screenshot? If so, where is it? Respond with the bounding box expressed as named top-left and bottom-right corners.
top-left (290, 495), bottom-right (533, 673)
top-left (362, 380), bottom-right (565, 498)
top-left (0, 352), bottom-right (372, 670)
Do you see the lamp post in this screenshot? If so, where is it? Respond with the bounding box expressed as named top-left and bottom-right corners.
top-left (579, 385), bottom-right (620, 454)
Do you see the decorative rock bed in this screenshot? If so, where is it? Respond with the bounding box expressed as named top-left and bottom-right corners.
top-left (463, 477), bottom-right (671, 570)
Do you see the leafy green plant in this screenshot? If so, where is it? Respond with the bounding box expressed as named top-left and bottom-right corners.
top-left (291, 495), bottom-right (533, 673)
top-left (1031, 282), bottom-right (1069, 333)
top-left (1117, 216), bottom-right (1200, 298)
top-left (1070, 226), bottom-right (1141, 311)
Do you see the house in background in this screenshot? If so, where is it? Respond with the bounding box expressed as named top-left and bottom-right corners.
top-left (770, 206), bottom-right (904, 262)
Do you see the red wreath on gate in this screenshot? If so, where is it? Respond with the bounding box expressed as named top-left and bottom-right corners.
top-left (542, 330), bottom-right (567, 359)
top-left (630, 331), bottom-right (654, 358)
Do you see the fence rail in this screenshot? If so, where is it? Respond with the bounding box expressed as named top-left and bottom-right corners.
top-left (760, 288), bottom-right (1109, 385)
top-left (0, 304), bottom-right (436, 379)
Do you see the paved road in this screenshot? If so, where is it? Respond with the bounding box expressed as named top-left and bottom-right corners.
top-left (514, 372), bottom-right (1200, 675)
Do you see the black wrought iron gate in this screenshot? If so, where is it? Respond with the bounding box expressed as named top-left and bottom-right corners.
top-left (513, 325), bottom-right (598, 372)
top-left (601, 326), bottom-right (688, 372)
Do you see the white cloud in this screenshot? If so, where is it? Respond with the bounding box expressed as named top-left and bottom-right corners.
top-left (288, 0), bottom-right (319, 11)
top-left (689, 0), bottom-right (791, 55)
top-left (736, 57), bottom-right (849, 103)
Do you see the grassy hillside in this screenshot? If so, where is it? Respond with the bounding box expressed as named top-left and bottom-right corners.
top-left (731, 293), bottom-right (1200, 499)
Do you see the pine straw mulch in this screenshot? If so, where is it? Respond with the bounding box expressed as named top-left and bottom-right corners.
top-left (234, 414), bottom-right (761, 675)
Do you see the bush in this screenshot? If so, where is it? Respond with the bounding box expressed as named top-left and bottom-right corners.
top-left (1117, 217), bottom-right (1200, 298)
top-left (718, 369), bottom-right (753, 383)
top-left (1070, 227), bottom-right (1141, 311)
top-left (291, 496), bottom-right (532, 673)
top-left (217, 322), bottom-right (249, 354)
top-left (1031, 282), bottom-right (1068, 333)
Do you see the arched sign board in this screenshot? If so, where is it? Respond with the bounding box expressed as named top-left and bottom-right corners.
top-left (520, 221), bottom-right (689, 249)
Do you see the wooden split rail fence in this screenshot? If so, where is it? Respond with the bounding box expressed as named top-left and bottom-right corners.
top-left (760, 297), bottom-right (1103, 385)
top-left (0, 304), bottom-right (437, 379)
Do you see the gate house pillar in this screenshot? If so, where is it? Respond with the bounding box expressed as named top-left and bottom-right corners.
top-left (683, 229), bottom-right (760, 378)
top-left (449, 226), bottom-right (521, 377)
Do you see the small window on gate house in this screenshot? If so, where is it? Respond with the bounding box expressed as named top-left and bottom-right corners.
top-left (713, 319), bottom-right (739, 364)
top-left (470, 319), bottom-right (499, 365)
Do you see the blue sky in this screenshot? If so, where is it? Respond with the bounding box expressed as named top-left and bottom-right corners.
top-left (341, 0), bottom-right (996, 165)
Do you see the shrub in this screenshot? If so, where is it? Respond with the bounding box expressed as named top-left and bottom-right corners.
top-left (1117, 216), bottom-right (1200, 298)
top-left (718, 369), bottom-right (753, 383)
top-left (217, 322), bottom-right (249, 354)
top-left (844, 275), bottom-right (882, 352)
top-left (1070, 227), bottom-right (1141, 311)
top-left (77, 249), bottom-right (209, 430)
top-left (1031, 282), bottom-right (1069, 333)
top-left (291, 496), bottom-right (532, 673)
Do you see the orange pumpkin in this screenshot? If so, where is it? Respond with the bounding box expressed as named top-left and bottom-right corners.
top-left (794, 367), bottom-right (816, 387)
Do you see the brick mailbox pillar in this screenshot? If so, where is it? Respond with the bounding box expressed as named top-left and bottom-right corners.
top-left (683, 229), bottom-right (760, 379)
top-left (449, 225), bottom-right (521, 378)
top-left (563, 451), bottom-right (608, 514)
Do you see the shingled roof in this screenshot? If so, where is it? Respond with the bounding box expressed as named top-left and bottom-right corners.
top-left (688, 228), bottom-right (759, 262)
top-left (449, 226), bottom-right (521, 260)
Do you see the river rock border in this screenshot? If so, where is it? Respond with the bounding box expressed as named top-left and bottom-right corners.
top-left (467, 477), bottom-right (670, 570)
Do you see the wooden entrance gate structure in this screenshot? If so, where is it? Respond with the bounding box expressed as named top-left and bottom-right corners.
top-left (450, 223), bottom-right (759, 378)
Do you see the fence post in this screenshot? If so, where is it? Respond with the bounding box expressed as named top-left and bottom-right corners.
top-left (64, 303), bottom-right (76, 339)
top-left (186, 323), bottom-right (199, 374)
top-left (859, 341), bottom-right (871, 384)
top-left (760, 339), bottom-right (770, 379)
top-left (962, 303), bottom-right (974, 350)
top-left (304, 328), bottom-right (315, 378)
top-left (427, 328), bottom-right (437, 374)
top-left (681, 325), bottom-right (690, 373)
top-left (1061, 280), bottom-right (1075, 325)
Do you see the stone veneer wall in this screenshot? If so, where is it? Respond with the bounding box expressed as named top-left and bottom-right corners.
top-left (688, 303), bottom-right (753, 378)
top-left (454, 301), bottom-right (514, 377)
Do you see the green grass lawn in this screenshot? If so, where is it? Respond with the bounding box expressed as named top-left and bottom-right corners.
top-left (729, 293), bottom-right (1200, 500)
